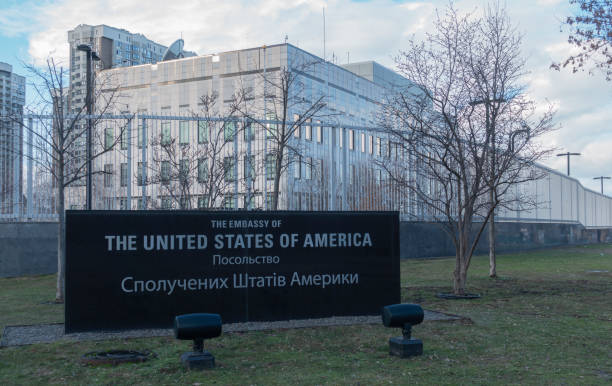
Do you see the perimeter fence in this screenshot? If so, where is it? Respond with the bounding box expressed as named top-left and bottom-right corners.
top-left (1, 114), bottom-right (611, 229)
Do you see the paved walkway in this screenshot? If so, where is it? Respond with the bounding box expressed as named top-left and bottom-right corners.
top-left (0, 310), bottom-right (462, 347)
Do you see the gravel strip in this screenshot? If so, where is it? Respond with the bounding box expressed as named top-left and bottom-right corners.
top-left (0, 310), bottom-right (461, 347)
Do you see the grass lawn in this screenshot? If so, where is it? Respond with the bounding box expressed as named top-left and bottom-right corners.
top-left (1, 245), bottom-right (611, 385)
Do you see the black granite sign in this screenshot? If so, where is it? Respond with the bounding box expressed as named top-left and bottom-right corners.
top-left (65, 211), bottom-right (400, 333)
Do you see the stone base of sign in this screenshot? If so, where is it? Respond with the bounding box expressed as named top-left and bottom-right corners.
top-left (389, 337), bottom-right (423, 358)
top-left (180, 351), bottom-right (215, 370)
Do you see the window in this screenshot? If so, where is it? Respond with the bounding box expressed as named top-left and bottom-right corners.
top-left (369, 135), bottom-right (373, 154)
top-left (180, 196), bottom-right (190, 209)
top-left (224, 121), bottom-right (236, 141)
top-left (121, 129), bottom-right (128, 150)
top-left (120, 163), bottom-right (128, 187)
top-left (137, 162), bottom-right (146, 186)
top-left (244, 195), bottom-right (254, 210)
top-left (317, 159), bottom-right (324, 181)
top-left (224, 194), bottom-right (235, 209)
top-left (266, 113), bottom-right (277, 139)
top-left (120, 198), bottom-right (128, 210)
top-left (198, 121), bottom-right (208, 143)
top-left (137, 124), bottom-right (146, 148)
top-left (350, 165), bottom-right (355, 185)
top-left (293, 114), bottom-right (300, 138)
top-left (316, 121), bottom-right (323, 143)
top-left (224, 157), bottom-right (235, 181)
top-left (376, 169), bottom-right (382, 185)
top-left (244, 155), bottom-right (255, 180)
top-left (179, 121), bottom-right (189, 145)
top-left (348, 130), bottom-right (354, 150)
top-left (305, 157), bottom-right (312, 180)
top-left (305, 118), bottom-right (312, 140)
top-left (104, 164), bottom-right (113, 187)
top-left (197, 195), bottom-right (209, 209)
top-left (294, 156), bottom-right (301, 179)
top-left (265, 154), bottom-right (276, 180)
top-left (161, 122), bottom-right (171, 145)
top-left (105, 127), bottom-right (114, 150)
top-left (198, 158), bottom-right (208, 183)
top-left (266, 192), bottom-right (274, 209)
top-left (161, 161), bottom-right (171, 185)
top-left (179, 159), bottom-right (189, 184)
top-left (161, 196), bottom-right (172, 209)
top-left (361, 133), bottom-right (366, 152)
top-left (376, 137), bottom-right (381, 156)
top-left (243, 120), bottom-right (254, 141)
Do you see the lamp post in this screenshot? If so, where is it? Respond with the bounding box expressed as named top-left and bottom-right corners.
top-left (509, 128), bottom-right (530, 153)
top-left (469, 96), bottom-right (506, 278)
top-left (593, 176), bottom-right (610, 194)
top-left (76, 44), bottom-right (100, 210)
top-left (556, 152), bottom-right (581, 176)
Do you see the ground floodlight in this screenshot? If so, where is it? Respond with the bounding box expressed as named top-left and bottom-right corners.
top-left (382, 303), bottom-right (424, 358)
top-left (174, 313), bottom-right (222, 369)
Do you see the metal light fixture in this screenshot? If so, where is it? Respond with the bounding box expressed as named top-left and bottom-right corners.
top-left (76, 44), bottom-right (100, 210)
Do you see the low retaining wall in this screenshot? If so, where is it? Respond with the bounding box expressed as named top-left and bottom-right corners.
top-left (0, 222), bottom-right (57, 278)
top-left (1, 220), bottom-right (610, 277)
top-left (400, 221), bottom-right (611, 258)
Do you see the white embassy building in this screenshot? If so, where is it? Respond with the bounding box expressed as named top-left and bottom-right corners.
top-left (75, 43), bottom-right (413, 211)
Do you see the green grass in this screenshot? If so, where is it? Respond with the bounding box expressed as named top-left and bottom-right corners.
top-left (1, 245), bottom-right (611, 385)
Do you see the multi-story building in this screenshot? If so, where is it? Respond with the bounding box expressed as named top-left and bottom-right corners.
top-left (0, 62), bottom-right (25, 215)
top-left (64, 43), bottom-right (412, 211)
top-left (67, 24), bottom-right (170, 111)
top-left (66, 25), bottom-right (197, 189)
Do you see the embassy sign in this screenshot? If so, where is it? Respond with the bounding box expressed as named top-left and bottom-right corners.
top-left (65, 211), bottom-right (400, 333)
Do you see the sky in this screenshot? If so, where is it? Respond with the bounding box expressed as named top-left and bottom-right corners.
top-left (0, 0), bottom-right (611, 194)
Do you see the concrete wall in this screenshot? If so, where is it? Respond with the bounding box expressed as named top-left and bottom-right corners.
top-left (0, 222), bottom-right (57, 278)
top-left (1, 220), bottom-right (610, 277)
top-left (400, 221), bottom-right (610, 258)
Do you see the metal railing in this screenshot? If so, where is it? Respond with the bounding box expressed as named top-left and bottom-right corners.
top-left (1, 114), bottom-right (611, 229)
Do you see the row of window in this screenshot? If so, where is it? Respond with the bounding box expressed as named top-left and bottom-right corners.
top-left (106, 120), bottom-right (399, 158)
top-left (102, 155), bottom-right (385, 188)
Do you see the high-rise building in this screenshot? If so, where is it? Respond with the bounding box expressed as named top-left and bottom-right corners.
top-left (0, 62), bottom-right (25, 215)
top-left (67, 24), bottom-right (170, 113)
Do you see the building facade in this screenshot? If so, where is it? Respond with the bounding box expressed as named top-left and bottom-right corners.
top-left (65, 43), bottom-right (410, 211)
top-left (68, 24), bottom-right (169, 111)
top-left (0, 62), bottom-right (25, 215)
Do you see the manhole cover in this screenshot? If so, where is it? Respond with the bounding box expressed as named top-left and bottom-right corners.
top-left (81, 350), bottom-right (156, 366)
top-left (436, 292), bottom-right (481, 300)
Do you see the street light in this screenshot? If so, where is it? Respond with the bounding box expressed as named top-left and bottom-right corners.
top-left (76, 44), bottom-right (100, 210)
top-left (509, 127), bottom-right (530, 153)
top-left (556, 152), bottom-right (581, 176)
top-left (593, 176), bottom-right (610, 194)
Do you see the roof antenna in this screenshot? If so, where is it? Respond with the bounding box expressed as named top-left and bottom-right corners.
top-left (285, 34), bottom-right (288, 44)
top-left (323, 7), bottom-right (326, 62)
top-left (347, 52), bottom-right (349, 64)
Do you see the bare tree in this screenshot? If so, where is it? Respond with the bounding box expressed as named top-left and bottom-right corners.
top-left (145, 92), bottom-right (248, 210)
top-left (552, 0), bottom-right (612, 80)
top-left (380, 3), bottom-right (555, 295)
top-left (233, 53), bottom-right (328, 210)
top-left (15, 58), bottom-right (123, 302)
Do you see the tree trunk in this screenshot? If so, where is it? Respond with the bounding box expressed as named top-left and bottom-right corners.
top-left (453, 221), bottom-right (469, 295)
top-left (488, 204), bottom-right (497, 278)
top-left (453, 258), bottom-right (467, 296)
top-left (272, 144), bottom-right (284, 211)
